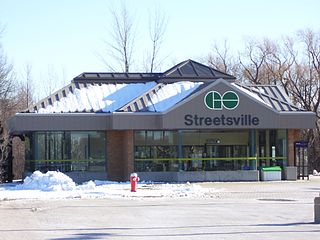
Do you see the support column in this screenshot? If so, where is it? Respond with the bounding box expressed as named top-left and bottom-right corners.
top-left (315, 197), bottom-right (320, 223)
top-left (107, 130), bottom-right (134, 181)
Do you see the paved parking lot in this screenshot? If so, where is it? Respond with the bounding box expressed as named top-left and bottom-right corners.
top-left (0, 177), bottom-right (319, 240)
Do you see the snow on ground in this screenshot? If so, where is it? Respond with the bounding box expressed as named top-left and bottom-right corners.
top-left (313, 169), bottom-right (320, 176)
top-left (0, 171), bottom-right (218, 201)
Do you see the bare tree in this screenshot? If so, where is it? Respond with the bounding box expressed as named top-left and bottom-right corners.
top-left (238, 39), bottom-right (270, 84)
top-left (237, 32), bottom-right (320, 170)
top-left (207, 40), bottom-right (240, 77)
top-left (0, 124), bottom-right (13, 182)
top-left (207, 31), bottom-right (320, 170)
top-left (0, 54), bottom-right (14, 101)
top-left (0, 26), bottom-right (15, 182)
top-left (254, 38), bottom-right (295, 95)
top-left (145, 7), bottom-right (167, 73)
top-left (0, 25), bottom-right (38, 181)
top-left (0, 54), bottom-right (14, 97)
top-left (0, 29), bottom-right (16, 125)
top-left (102, 3), bottom-right (135, 72)
top-left (101, 3), bottom-right (169, 73)
top-left (38, 65), bottom-right (66, 99)
top-left (21, 64), bottom-right (34, 109)
top-left (293, 29), bottom-right (320, 170)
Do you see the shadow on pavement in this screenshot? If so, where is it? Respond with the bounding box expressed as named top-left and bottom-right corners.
top-left (1, 222), bottom-right (319, 240)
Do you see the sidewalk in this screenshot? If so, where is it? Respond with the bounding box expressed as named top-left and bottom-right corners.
top-left (199, 175), bottom-right (320, 202)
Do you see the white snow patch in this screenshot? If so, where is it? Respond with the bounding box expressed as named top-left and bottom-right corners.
top-left (147, 81), bottom-right (202, 112)
top-left (0, 171), bottom-right (219, 201)
top-left (313, 169), bottom-right (320, 176)
top-left (16, 171), bottom-right (76, 191)
top-left (37, 82), bottom-right (157, 113)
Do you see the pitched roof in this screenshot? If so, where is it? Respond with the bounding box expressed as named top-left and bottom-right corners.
top-left (161, 59), bottom-right (236, 82)
top-left (28, 78), bottom-right (306, 114)
top-left (233, 84), bottom-right (303, 111)
top-left (72, 59), bottom-right (235, 84)
top-left (25, 60), bottom-right (303, 114)
top-left (28, 59), bottom-right (236, 112)
top-left (121, 80), bottom-right (306, 113)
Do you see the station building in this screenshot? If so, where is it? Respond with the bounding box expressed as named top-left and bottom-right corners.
top-left (8, 60), bottom-right (316, 182)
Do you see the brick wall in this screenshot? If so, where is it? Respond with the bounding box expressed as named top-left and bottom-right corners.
top-left (12, 136), bottom-right (25, 179)
top-left (106, 130), bottom-right (134, 181)
top-left (287, 129), bottom-right (300, 166)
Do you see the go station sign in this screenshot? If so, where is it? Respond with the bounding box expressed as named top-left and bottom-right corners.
top-left (204, 91), bottom-right (239, 110)
top-left (184, 90), bottom-right (260, 127)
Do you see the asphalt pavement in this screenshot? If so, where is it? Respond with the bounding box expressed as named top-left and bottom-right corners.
top-left (0, 176), bottom-right (319, 240)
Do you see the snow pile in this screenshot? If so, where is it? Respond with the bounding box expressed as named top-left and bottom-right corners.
top-left (17, 171), bottom-right (76, 191)
top-left (76, 180), bottom-right (96, 190)
top-left (0, 171), bottom-right (218, 200)
top-left (313, 169), bottom-right (320, 176)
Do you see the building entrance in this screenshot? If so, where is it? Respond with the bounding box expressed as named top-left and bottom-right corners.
top-left (294, 141), bottom-right (309, 180)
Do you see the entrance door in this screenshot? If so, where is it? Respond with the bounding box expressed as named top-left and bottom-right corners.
top-left (205, 145), bottom-right (247, 171)
top-left (294, 141), bottom-right (309, 180)
top-left (205, 144), bottom-right (218, 170)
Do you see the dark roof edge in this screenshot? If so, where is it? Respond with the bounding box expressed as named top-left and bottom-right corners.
top-left (73, 59), bottom-right (236, 83)
top-left (73, 72), bottom-right (162, 83)
top-left (162, 59), bottom-right (236, 79)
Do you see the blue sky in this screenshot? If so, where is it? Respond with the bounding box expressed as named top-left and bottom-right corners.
top-left (1, 0), bottom-right (320, 99)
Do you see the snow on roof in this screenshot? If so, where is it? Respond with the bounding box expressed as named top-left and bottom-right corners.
top-left (147, 81), bottom-right (203, 112)
top-left (37, 82), bottom-right (157, 113)
top-left (33, 77), bottom-right (299, 114)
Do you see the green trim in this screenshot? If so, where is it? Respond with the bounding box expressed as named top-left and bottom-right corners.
top-left (135, 157), bottom-right (257, 162)
top-left (135, 156), bottom-right (287, 162)
top-left (261, 166), bottom-right (282, 171)
top-left (257, 157), bottom-right (287, 160)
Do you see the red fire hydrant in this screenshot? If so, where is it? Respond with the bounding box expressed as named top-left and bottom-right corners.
top-left (130, 173), bottom-right (140, 192)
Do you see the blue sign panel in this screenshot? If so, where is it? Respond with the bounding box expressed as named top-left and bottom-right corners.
top-left (295, 141), bottom-right (308, 148)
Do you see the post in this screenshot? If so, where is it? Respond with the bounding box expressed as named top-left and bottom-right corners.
top-left (315, 197), bottom-right (320, 223)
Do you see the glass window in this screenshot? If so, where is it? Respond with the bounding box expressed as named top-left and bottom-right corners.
top-left (257, 129), bottom-right (288, 169)
top-left (134, 130), bottom-right (254, 172)
top-left (25, 131), bottom-right (106, 173)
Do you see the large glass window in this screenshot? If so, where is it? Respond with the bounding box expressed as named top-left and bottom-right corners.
top-left (25, 131), bottom-right (106, 172)
top-left (135, 129), bottom-right (288, 172)
top-left (257, 129), bottom-right (288, 168)
top-left (135, 130), bottom-right (254, 172)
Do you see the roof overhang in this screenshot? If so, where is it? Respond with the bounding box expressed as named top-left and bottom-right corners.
top-left (8, 110), bottom-right (316, 135)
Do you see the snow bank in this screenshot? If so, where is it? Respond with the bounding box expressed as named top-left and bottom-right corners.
top-left (0, 171), bottom-right (218, 200)
top-left (313, 169), bottom-right (320, 176)
top-left (17, 171), bottom-right (76, 191)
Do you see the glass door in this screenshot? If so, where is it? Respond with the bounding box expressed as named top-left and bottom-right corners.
top-left (295, 141), bottom-right (309, 180)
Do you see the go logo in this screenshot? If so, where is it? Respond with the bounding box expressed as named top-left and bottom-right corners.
top-left (204, 91), bottom-right (239, 110)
